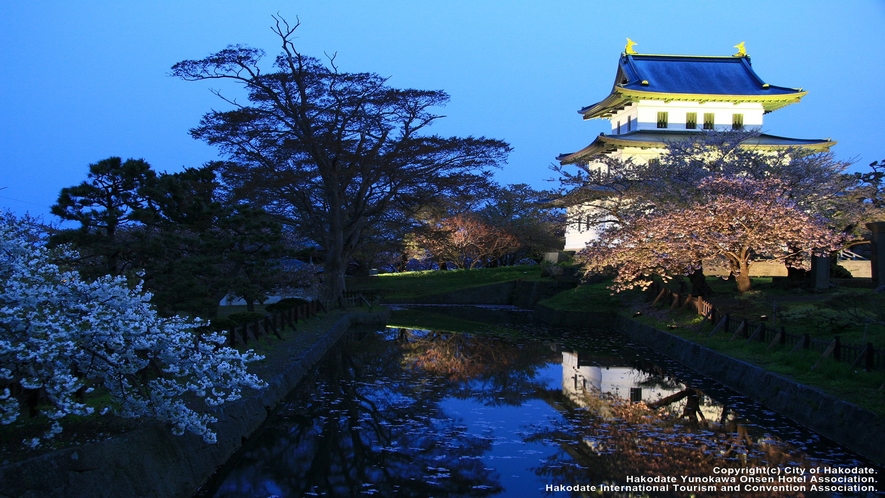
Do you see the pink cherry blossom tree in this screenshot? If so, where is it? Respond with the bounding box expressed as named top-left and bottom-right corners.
top-left (416, 214), bottom-right (520, 269)
top-left (578, 176), bottom-right (843, 293)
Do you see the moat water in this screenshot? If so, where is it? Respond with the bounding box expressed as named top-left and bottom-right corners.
top-left (195, 306), bottom-right (883, 497)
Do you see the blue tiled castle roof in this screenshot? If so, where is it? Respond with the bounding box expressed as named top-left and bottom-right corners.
top-left (579, 54), bottom-right (806, 118)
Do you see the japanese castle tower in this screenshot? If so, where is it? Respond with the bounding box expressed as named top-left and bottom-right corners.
top-left (558, 41), bottom-right (835, 251)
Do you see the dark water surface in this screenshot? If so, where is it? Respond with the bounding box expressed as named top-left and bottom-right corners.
top-left (196, 307), bottom-right (883, 497)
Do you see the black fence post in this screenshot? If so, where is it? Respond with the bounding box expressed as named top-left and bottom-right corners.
top-left (834, 336), bottom-right (842, 361)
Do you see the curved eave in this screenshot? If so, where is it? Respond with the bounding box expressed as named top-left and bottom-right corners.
top-left (604, 135), bottom-right (834, 152)
top-left (544, 186), bottom-right (615, 207)
top-left (579, 88), bottom-right (807, 120)
top-left (556, 139), bottom-right (611, 164)
top-left (750, 139), bottom-right (836, 153)
top-left (558, 134), bottom-right (836, 165)
top-left (557, 134), bottom-right (675, 164)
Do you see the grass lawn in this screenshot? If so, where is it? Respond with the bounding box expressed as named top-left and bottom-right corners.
top-left (387, 308), bottom-right (523, 337)
top-left (347, 264), bottom-right (546, 299)
top-left (650, 276), bottom-right (885, 349)
top-left (537, 278), bottom-right (639, 312)
top-left (656, 313), bottom-right (885, 415)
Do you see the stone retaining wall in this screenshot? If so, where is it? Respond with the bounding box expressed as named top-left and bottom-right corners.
top-left (0, 311), bottom-right (390, 498)
top-left (613, 315), bottom-right (885, 465)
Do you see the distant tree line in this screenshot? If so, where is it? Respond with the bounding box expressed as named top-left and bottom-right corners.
top-left (50, 155), bottom-right (562, 317)
top-left (50, 157), bottom-right (313, 317)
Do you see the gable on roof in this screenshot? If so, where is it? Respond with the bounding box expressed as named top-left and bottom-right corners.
top-left (623, 55), bottom-right (795, 95)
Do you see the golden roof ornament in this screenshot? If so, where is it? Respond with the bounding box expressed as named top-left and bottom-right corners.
top-left (625, 38), bottom-right (637, 55)
top-left (734, 41), bottom-right (747, 57)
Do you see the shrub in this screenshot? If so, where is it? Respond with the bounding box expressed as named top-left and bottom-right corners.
top-left (264, 297), bottom-right (310, 313)
top-left (201, 317), bottom-right (236, 333)
top-left (226, 312), bottom-right (268, 325)
top-left (540, 261), bottom-right (563, 277)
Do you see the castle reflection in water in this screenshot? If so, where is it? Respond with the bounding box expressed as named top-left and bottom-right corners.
top-left (561, 351), bottom-right (722, 422)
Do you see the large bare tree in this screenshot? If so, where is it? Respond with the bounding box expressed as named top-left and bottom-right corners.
top-left (172, 16), bottom-right (509, 302)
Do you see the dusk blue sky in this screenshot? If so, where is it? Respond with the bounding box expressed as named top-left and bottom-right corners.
top-left (2, 1), bottom-right (884, 220)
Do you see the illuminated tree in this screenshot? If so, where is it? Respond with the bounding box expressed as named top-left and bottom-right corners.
top-left (554, 131), bottom-right (860, 294)
top-left (579, 176), bottom-right (843, 293)
top-left (839, 158), bottom-right (885, 247)
top-left (415, 214), bottom-right (520, 269)
top-left (477, 183), bottom-right (564, 264)
top-left (555, 131), bottom-right (855, 235)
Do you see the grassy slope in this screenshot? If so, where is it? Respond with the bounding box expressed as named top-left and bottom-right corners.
top-left (387, 308), bottom-right (524, 337)
top-left (347, 265), bottom-right (545, 299)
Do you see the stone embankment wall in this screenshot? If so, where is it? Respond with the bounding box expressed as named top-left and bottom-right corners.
top-left (612, 315), bottom-right (885, 465)
top-left (0, 311), bottom-right (390, 498)
top-left (532, 303), bottom-right (617, 328)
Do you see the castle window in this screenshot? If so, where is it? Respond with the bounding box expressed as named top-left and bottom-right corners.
top-left (657, 111), bottom-right (668, 129)
top-left (617, 120), bottom-right (621, 134)
top-left (732, 113), bottom-right (744, 130)
top-left (685, 112), bottom-right (697, 130)
top-left (627, 116), bottom-right (632, 132)
top-left (703, 113), bottom-right (715, 130)
top-left (630, 388), bottom-right (643, 403)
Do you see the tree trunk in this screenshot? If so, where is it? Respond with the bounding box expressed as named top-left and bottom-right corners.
top-left (735, 260), bottom-right (752, 293)
top-left (205, 289), bottom-right (229, 319)
top-left (322, 253), bottom-right (348, 305)
top-left (396, 252), bottom-right (408, 272)
top-left (321, 201), bottom-right (350, 304)
top-left (687, 267), bottom-right (712, 298)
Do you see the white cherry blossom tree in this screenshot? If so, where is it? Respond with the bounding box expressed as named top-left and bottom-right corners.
top-left (0, 213), bottom-right (265, 446)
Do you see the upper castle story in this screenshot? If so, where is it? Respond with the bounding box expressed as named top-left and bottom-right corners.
top-left (584, 41), bottom-right (806, 135)
top-left (557, 42), bottom-right (834, 166)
